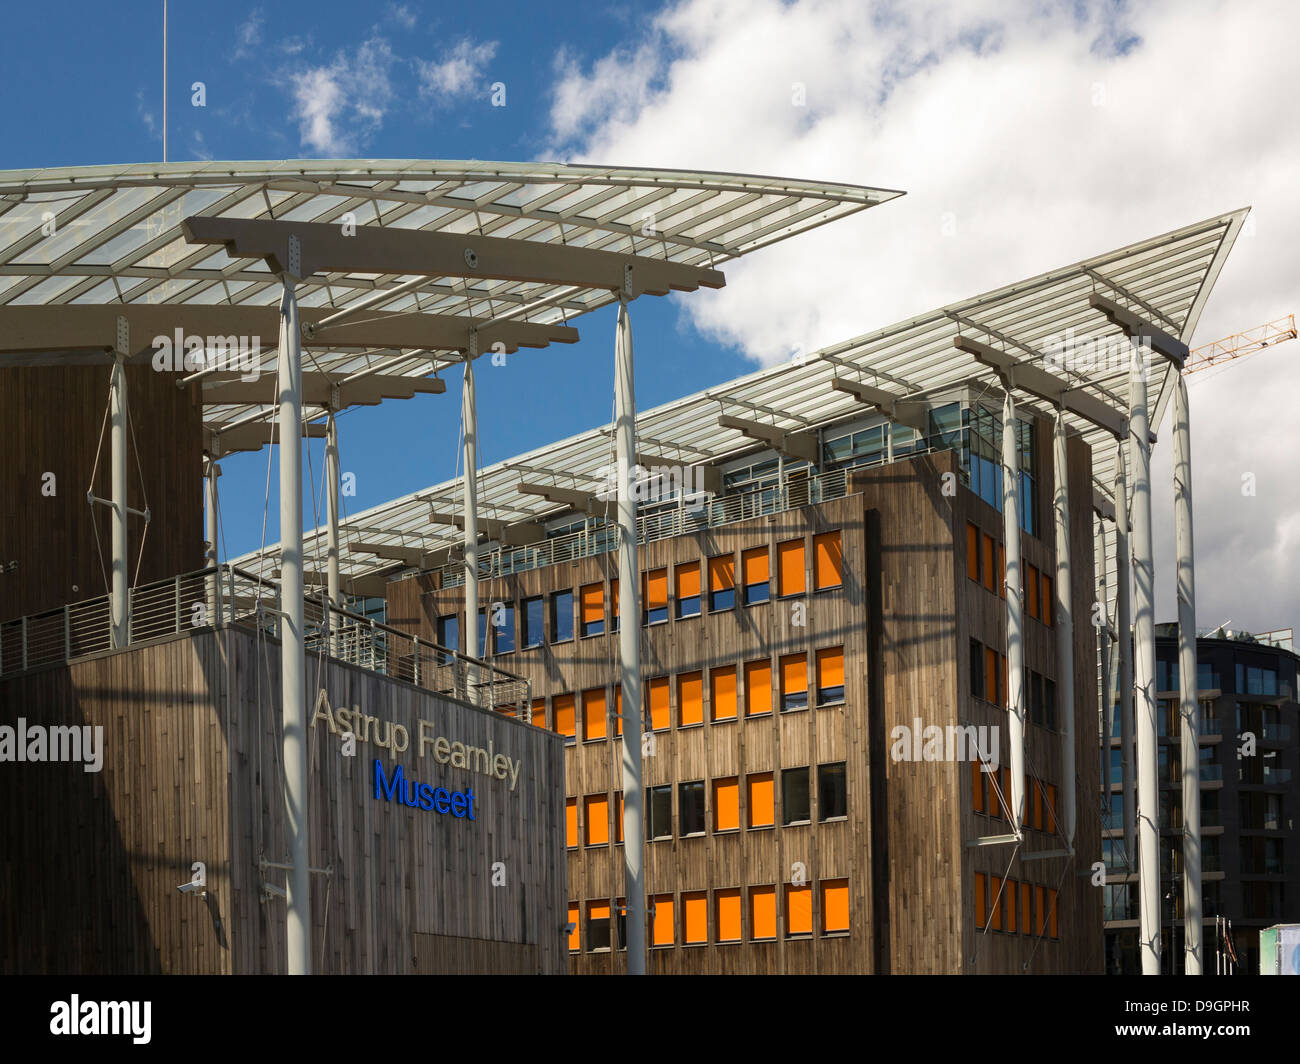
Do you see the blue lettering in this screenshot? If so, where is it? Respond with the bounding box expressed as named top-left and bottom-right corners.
top-left (374, 759), bottom-right (403, 802)
top-left (403, 780), bottom-right (419, 807)
top-left (372, 761), bottom-right (476, 824)
top-left (451, 791), bottom-right (467, 818)
top-left (466, 788), bottom-right (476, 820)
top-left (434, 787), bottom-right (451, 814)
top-left (418, 783), bottom-right (434, 811)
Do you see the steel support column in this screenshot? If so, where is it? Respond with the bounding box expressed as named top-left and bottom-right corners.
top-left (277, 275), bottom-right (311, 975)
top-left (1115, 442), bottom-right (1136, 864)
top-left (1128, 341), bottom-right (1160, 975)
top-left (109, 354), bottom-right (129, 648)
top-left (462, 354), bottom-right (480, 658)
top-left (1098, 516), bottom-right (1113, 800)
top-left (205, 457), bottom-right (223, 626)
top-left (326, 407), bottom-right (341, 650)
top-left (1052, 410), bottom-right (1076, 845)
top-left (615, 297), bottom-right (646, 974)
top-left (1000, 388), bottom-right (1026, 832)
top-left (1173, 372), bottom-right (1202, 974)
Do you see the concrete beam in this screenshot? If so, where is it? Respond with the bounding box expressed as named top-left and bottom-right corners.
top-left (716, 414), bottom-right (819, 464)
top-left (428, 511), bottom-right (544, 546)
top-left (829, 377), bottom-right (929, 432)
top-left (1088, 292), bottom-right (1189, 367)
top-left (204, 420), bottom-right (327, 457)
top-left (201, 372), bottom-right (445, 406)
top-left (517, 482), bottom-right (602, 513)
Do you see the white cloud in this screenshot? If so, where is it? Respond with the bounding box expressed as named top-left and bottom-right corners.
top-left (289, 35), bottom-right (397, 154)
top-left (544, 0), bottom-right (1300, 633)
top-left (416, 38), bottom-right (498, 102)
top-left (386, 3), bottom-right (418, 29)
top-left (234, 9), bottom-right (264, 60)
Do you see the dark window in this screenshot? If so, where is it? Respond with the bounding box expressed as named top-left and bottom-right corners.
top-left (587, 906), bottom-right (611, 951)
top-left (647, 785), bottom-right (673, 840)
top-left (475, 608), bottom-right (488, 658)
top-left (970, 640), bottom-right (984, 698)
top-left (1044, 678), bottom-right (1056, 730)
top-left (551, 590), bottom-right (574, 643)
top-left (435, 614), bottom-right (458, 664)
top-left (493, 603), bottom-right (515, 654)
top-left (782, 767), bottom-right (810, 825)
top-left (679, 781), bottom-right (706, 836)
top-left (818, 762), bottom-right (847, 821)
top-left (521, 596), bottom-right (544, 649)
top-left (616, 903), bottom-right (628, 950)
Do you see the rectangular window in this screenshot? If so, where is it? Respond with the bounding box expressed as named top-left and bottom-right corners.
top-left (1034, 885), bottom-right (1046, 936)
top-left (679, 781), bottom-right (706, 836)
top-left (966, 522), bottom-right (980, 582)
top-left (643, 569), bottom-right (668, 626)
top-left (582, 687), bottom-right (607, 743)
top-left (677, 671), bottom-right (703, 727)
top-left (566, 797), bottom-right (578, 849)
top-left (780, 652), bottom-right (808, 711)
top-left (970, 639), bottom-right (984, 698)
top-left (493, 603), bottom-right (515, 654)
top-left (611, 579), bottom-right (619, 632)
top-left (715, 889), bottom-right (742, 943)
top-left (782, 766), bottom-right (810, 825)
top-left (785, 884), bottom-right (812, 937)
top-left (816, 646), bottom-right (845, 705)
top-left (1004, 879), bottom-right (1018, 933)
top-left (647, 676), bottom-right (670, 732)
top-left (975, 872), bottom-right (987, 929)
top-left (587, 899), bottom-right (611, 951)
top-left (982, 534), bottom-right (996, 592)
top-left (613, 686), bottom-right (622, 737)
top-left (744, 658), bottom-right (772, 717)
top-left (1032, 780), bottom-right (1043, 830)
top-left (711, 665), bottom-right (737, 721)
top-left (821, 879), bottom-right (850, 934)
top-left (742, 546), bottom-right (770, 605)
top-left (990, 876), bottom-right (1004, 931)
top-left (777, 539), bottom-right (806, 597)
top-left (647, 785), bottom-right (672, 840)
top-left (1026, 563), bottom-right (1039, 619)
top-left (998, 544), bottom-right (1006, 598)
top-left (675, 563), bottom-right (701, 619)
top-left (1041, 572), bottom-right (1053, 627)
top-left (747, 772), bottom-right (775, 828)
top-left (708, 554), bottom-right (735, 611)
top-left (1020, 882), bottom-right (1032, 935)
top-left (651, 894), bottom-right (674, 947)
top-left (550, 590), bottom-right (574, 643)
top-left (521, 596), bottom-right (544, 648)
top-left (683, 892), bottom-right (707, 945)
top-left (713, 777), bottom-right (740, 832)
top-left (818, 762), bottom-right (847, 821)
top-left (749, 885), bottom-right (776, 940)
top-left (435, 614), bottom-right (459, 664)
top-left (615, 793), bottom-right (624, 845)
top-left (580, 583), bottom-right (604, 637)
top-left (972, 760), bottom-right (986, 814)
top-left (984, 646), bottom-right (998, 704)
top-left (1049, 888), bottom-right (1058, 938)
top-left (553, 693), bottom-right (576, 742)
top-left (530, 698), bottom-right (546, 731)
top-left (568, 902), bottom-right (580, 952)
top-left (1046, 784), bottom-right (1058, 832)
top-left (476, 608), bottom-right (488, 658)
top-left (813, 531), bottom-right (843, 590)
top-left (583, 794), bottom-right (608, 846)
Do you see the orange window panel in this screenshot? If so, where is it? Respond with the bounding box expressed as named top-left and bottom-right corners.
top-left (984, 647), bottom-right (998, 704)
top-left (1004, 879), bottom-right (1018, 933)
top-left (647, 676), bottom-right (670, 731)
top-left (990, 875), bottom-right (1004, 931)
top-left (580, 582), bottom-right (604, 626)
top-left (651, 894), bottom-right (674, 947)
top-left (747, 772), bottom-right (774, 828)
top-left (713, 777), bottom-right (739, 832)
top-left (553, 694), bottom-right (576, 739)
top-left (749, 885), bottom-right (776, 940)
top-left (1046, 784), bottom-right (1058, 832)
top-left (975, 872), bottom-right (987, 929)
top-left (1026, 563), bottom-right (1039, 619)
top-left (744, 658), bottom-right (772, 717)
top-left (821, 879), bottom-right (850, 934)
top-left (777, 539), bottom-right (805, 596)
top-left (683, 892), bottom-right (708, 944)
top-left (966, 522), bottom-right (980, 582)
top-left (816, 646), bottom-right (844, 700)
top-left (582, 687), bottom-right (607, 742)
top-left (1001, 655), bottom-right (1008, 709)
top-left (1041, 573), bottom-right (1053, 627)
top-left (715, 888), bottom-right (742, 942)
top-left (1048, 888), bottom-right (1059, 938)
top-left (1020, 881), bottom-right (1032, 935)
top-left (614, 685), bottom-right (622, 737)
top-left (675, 562), bottom-right (700, 600)
top-left (813, 530), bottom-right (843, 589)
top-left (971, 760), bottom-right (985, 813)
top-left (785, 883), bottom-right (812, 936)
top-left (583, 794), bottom-right (609, 846)
top-left (998, 544), bottom-right (1006, 598)
top-left (565, 797), bottom-right (578, 848)
top-left (611, 579), bottom-right (619, 624)
top-left (1035, 885), bottom-right (1046, 936)
top-left (568, 902), bottom-right (580, 952)
top-left (711, 666), bottom-right (737, 721)
top-left (531, 698), bottom-right (546, 730)
top-left (742, 546), bottom-right (769, 587)
top-left (989, 767), bottom-right (1003, 820)
top-left (708, 554), bottom-right (735, 591)
top-left (780, 652), bottom-right (807, 700)
top-left (678, 671), bottom-right (704, 727)
top-left (1033, 780), bottom-right (1045, 830)
top-left (644, 569), bottom-right (668, 612)
top-left (615, 792), bottom-right (624, 844)
top-left (982, 534), bottom-right (996, 592)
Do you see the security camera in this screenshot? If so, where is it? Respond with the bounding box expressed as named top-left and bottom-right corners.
top-left (177, 882), bottom-right (207, 897)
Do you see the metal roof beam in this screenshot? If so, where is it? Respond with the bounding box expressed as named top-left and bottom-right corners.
top-left (427, 512), bottom-right (544, 545)
top-left (205, 420), bottom-right (326, 457)
top-left (182, 216), bottom-right (726, 295)
top-left (1088, 292), bottom-right (1189, 367)
top-left (201, 372), bottom-right (445, 407)
top-left (1092, 489), bottom-right (1117, 521)
top-left (828, 377), bottom-right (929, 432)
top-left (633, 458), bottom-right (722, 496)
top-left (716, 414), bottom-right (818, 463)
top-left (517, 482), bottom-right (602, 512)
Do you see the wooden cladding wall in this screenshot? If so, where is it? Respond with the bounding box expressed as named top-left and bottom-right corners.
top-left (0, 365), bottom-right (204, 623)
top-left (0, 625), bottom-right (567, 974)
top-left (388, 497), bottom-right (873, 974)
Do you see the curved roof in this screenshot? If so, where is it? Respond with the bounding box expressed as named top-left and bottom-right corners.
top-left (0, 159), bottom-right (903, 440)
top-left (233, 206), bottom-right (1246, 589)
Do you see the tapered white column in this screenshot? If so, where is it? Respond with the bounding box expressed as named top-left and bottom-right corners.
top-left (1115, 442), bottom-right (1136, 863)
top-left (1052, 410), bottom-right (1076, 845)
top-left (1173, 372), bottom-right (1201, 974)
top-left (1000, 388), bottom-right (1026, 832)
top-left (205, 457), bottom-right (222, 625)
top-left (462, 355), bottom-right (480, 658)
top-left (615, 297), bottom-right (646, 974)
top-left (278, 275), bottom-right (311, 975)
top-left (1128, 340), bottom-right (1160, 975)
top-left (110, 354), bottom-right (129, 648)
top-left (326, 408), bottom-right (341, 610)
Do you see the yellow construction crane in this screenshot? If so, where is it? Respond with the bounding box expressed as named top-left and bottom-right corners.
top-left (1184, 314), bottom-right (1297, 375)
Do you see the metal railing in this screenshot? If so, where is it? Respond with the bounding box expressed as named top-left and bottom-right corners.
top-left (0, 563), bottom-right (529, 715)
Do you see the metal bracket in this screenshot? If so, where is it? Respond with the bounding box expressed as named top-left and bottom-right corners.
top-left (257, 855), bottom-right (333, 904)
top-left (622, 263), bottom-right (635, 299)
top-left (115, 315), bottom-right (129, 358)
top-left (287, 234), bottom-right (302, 279)
top-left (463, 247), bottom-right (479, 270)
top-left (468, 327), bottom-right (478, 361)
top-left (329, 383), bottom-right (341, 411)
